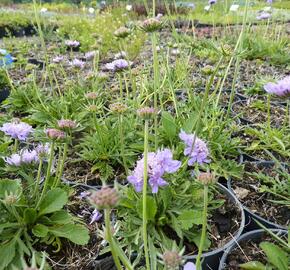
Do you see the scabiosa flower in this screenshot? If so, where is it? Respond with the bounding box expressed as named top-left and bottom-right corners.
top-left (0, 121), bottom-right (33, 141)
top-left (183, 262), bottom-right (196, 270)
top-left (197, 172), bottom-right (216, 185)
top-left (105, 59), bottom-right (131, 71)
top-left (90, 209), bottom-right (102, 224)
top-left (109, 102), bottom-right (128, 114)
top-left (208, 0), bottom-right (217, 4)
top-left (114, 26), bottom-right (131, 39)
top-left (70, 59), bottom-right (85, 69)
top-left (256, 12), bottom-right (271, 20)
top-left (179, 130), bottom-right (210, 165)
top-left (137, 106), bottom-right (156, 119)
top-left (65, 40), bottom-right (80, 48)
top-left (5, 149), bottom-right (38, 166)
top-left (128, 149), bottom-right (181, 193)
top-left (57, 119), bottom-right (77, 129)
top-left (52, 56), bottom-right (64, 63)
top-left (46, 128), bottom-right (66, 140)
top-left (35, 143), bottom-right (50, 157)
top-left (263, 76), bottom-right (290, 97)
top-left (85, 51), bottom-right (97, 61)
top-left (89, 187), bottom-right (119, 209)
top-left (141, 17), bottom-right (163, 32)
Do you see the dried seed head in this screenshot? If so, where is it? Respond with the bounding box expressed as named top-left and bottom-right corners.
top-left (197, 172), bottom-right (216, 185)
top-left (90, 187), bottom-right (119, 209)
top-left (163, 250), bottom-right (182, 269)
top-left (4, 194), bottom-right (18, 205)
top-left (201, 65), bottom-right (214, 75)
top-left (221, 44), bottom-right (232, 56)
top-left (46, 128), bottom-right (66, 140)
top-left (137, 106), bottom-right (156, 119)
top-left (114, 26), bottom-right (131, 38)
top-left (109, 102), bottom-right (128, 114)
top-left (57, 119), bottom-right (77, 129)
top-left (85, 92), bottom-right (98, 99)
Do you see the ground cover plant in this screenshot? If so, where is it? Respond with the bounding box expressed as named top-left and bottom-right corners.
top-left (0, 0), bottom-right (289, 269)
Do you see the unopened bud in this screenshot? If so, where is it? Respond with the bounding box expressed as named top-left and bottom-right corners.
top-left (163, 250), bottom-right (182, 269)
top-left (197, 172), bottom-right (216, 185)
top-left (90, 187), bottom-right (119, 209)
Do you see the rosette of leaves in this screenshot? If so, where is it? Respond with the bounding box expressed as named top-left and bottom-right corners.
top-left (0, 179), bottom-right (89, 269)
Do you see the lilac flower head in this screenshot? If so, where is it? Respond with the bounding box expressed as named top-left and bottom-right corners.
top-left (209, 0), bottom-right (217, 4)
top-left (263, 76), bottom-right (290, 97)
top-left (105, 59), bottom-right (131, 71)
top-left (0, 121), bottom-right (33, 141)
top-left (70, 59), bottom-right (85, 69)
top-left (52, 56), bottom-right (64, 63)
top-left (266, 0), bottom-right (273, 4)
top-left (179, 130), bottom-right (210, 165)
top-left (128, 149), bottom-right (181, 193)
top-left (5, 149), bottom-right (38, 166)
top-left (184, 262), bottom-right (196, 270)
top-left (256, 12), bottom-right (271, 20)
top-left (85, 51), bottom-right (97, 61)
top-left (90, 209), bottom-right (102, 224)
top-left (35, 143), bottom-right (50, 157)
top-left (65, 40), bottom-right (80, 48)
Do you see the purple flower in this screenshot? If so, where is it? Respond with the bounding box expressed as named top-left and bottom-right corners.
top-left (208, 0), bottom-right (217, 5)
top-left (70, 59), bottom-right (85, 69)
top-left (5, 149), bottom-right (38, 166)
top-left (105, 59), bottom-right (131, 71)
top-left (256, 12), bottom-right (271, 20)
top-left (179, 130), bottom-right (210, 165)
top-left (35, 143), bottom-right (50, 157)
top-left (264, 76), bottom-right (290, 97)
top-left (184, 262), bottom-right (196, 270)
top-left (90, 209), bottom-right (102, 224)
top-left (128, 149), bottom-right (181, 193)
top-left (0, 121), bottom-right (33, 141)
top-left (78, 191), bottom-right (91, 199)
top-left (65, 40), bottom-right (80, 48)
top-left (85, 51), bottom-right (97, 61)
top-left (52, 56), bottom-right (64, 63)
top-left (266, 0), bottom-right (273, 4)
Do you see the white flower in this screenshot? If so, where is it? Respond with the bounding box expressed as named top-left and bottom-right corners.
top-left (126, 5), bottom-right (132, 11)
top-left (88, 7), bottom-right (95, 14)
top-left (40, 8), bottom-right (47, 13)
top-left (229, 4), bottom-right (239, 12)
top-left (204, 5), bottom-right (211, 11)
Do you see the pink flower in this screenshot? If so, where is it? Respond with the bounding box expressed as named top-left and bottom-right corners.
top-left (264, 76), bottom-right (290, 97)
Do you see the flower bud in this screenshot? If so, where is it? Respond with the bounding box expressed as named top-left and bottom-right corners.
top-left (163, 250), bottom-right (182, 269)
top-left (87, 104), bottom-right (98, 112)
top-left (221, 44), bottom-right (232, 56)
top-left (109, 102), bottom-right (128, 114)
top-left (137, 106), bottom-right (156, 119)
top-left (4, 194), bottom-right (18, 205)
top-left (85, 92), bottom-right (98, 99)
top-left (46, 128), bottom-right (66, 140)
top-left (57, 119), bottom-right (77, 129)
top-left (141, 18), bottom-right (163, 32)
top-left (201, 65), bottom-right (214, 75)
top-left (90, 187), bottom-right (119, 209)
top-left (197, 172), bottom-right (216, 185)
top-left (114, 26), bottom-right (131, 39)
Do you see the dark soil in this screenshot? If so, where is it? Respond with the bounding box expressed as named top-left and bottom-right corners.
top-left (224, 234), bottom-right (288, 270)
top-left (231, 162), bottom-right (290, 227)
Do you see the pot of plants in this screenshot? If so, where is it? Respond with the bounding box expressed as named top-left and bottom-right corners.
top-left (231, 99), bottom-right (287, 127)
top-left (227, 161), bottom-right (289, 232)
top-left (218, 229), bottom-right (288, 270)
top-left (0, 86), bottom-right (10, 103)
top-left (183, 183), bottom-right (245, 270)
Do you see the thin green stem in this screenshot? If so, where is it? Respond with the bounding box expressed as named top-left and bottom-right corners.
top-left (143, 120), bottom-right (150, 270)
top-left (267, 95), bottom-right (271, 129)
top-left (33, 159), bottom-right (43, 200)
top-left (196, 185), bottom-right (209, 270)
top-left (36, 141), bottom-right (54, 209)
top-left (54, 142), bottom-right (68, 188)
top-left (104, 209), bottom-right (123, 270)
top-left (118, 115), bottom-right (128, 175)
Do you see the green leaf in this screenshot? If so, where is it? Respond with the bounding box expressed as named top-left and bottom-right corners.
top-left (0, 179), bottom-right (22, 199)
top-left (162, 112), bottom-right (177, 141)
top-left (240, 261), bottom-right (267, 270)
top-left (23, 208), bottom-right (37, 224)
top-left (49, 210), bottom-right (74, 224)
top-left (0, 238), bottom-right (16, 269)
top-left (148, 236), bottom-right (157, 270)
top-left (178, 210), bottom-right (203, 230)
top-left (260, 242), bottom-right (288, 270)
top-left (136, 196), bottom-right (157, 221)
top-left (272, 136), bottom-right (285, 151)
top-left (32, 224), bottom-right (49, 238)
top-left (49, 223), bottom-right (89, 245)
top-left (38, 188), bottom-right (68, 216)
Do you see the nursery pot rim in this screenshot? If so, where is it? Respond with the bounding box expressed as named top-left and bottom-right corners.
top-left (227, 162), bottom-right (288, 231)
top-left (218, 228), bottom-right (288, 270)
top-left (184, 183), bottom-right (245, 261)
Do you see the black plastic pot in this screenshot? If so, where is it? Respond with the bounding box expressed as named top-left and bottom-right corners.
top-left (227, 162), bottom-right (288, 232)
top-left (0, 87), bottom-right (10, 103)
top-left (218, 229), bottom-right (288, 270)
top-left (184, 183), bottom-right (245, 270)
